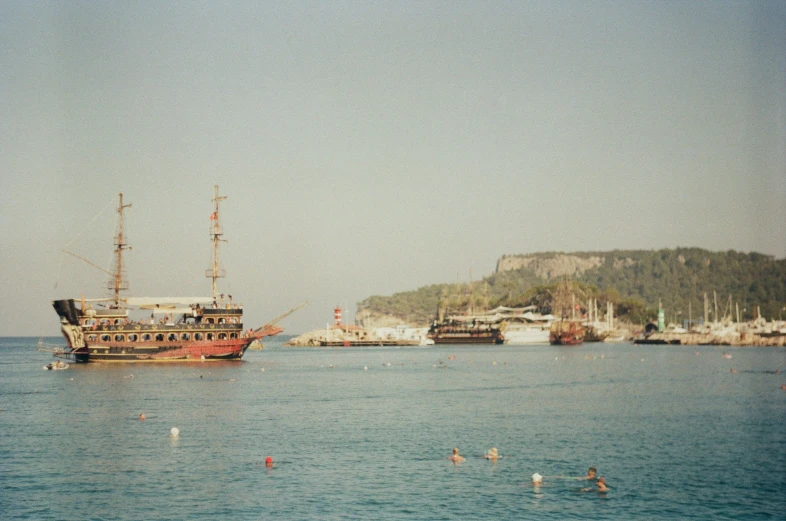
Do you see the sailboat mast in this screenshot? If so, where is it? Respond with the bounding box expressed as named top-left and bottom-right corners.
top-left (110, 193), bottom-right (132, 306)
top-left (207, 185), bottom-right (227, 302)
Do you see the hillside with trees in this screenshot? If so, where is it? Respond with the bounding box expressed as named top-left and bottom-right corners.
top-left (356, 249), bottom-right (786, 327)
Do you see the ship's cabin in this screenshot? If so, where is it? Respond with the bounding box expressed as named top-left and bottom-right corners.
top-left (80, 306), bottom-right (129, 328)
top-left (75, 301), bottom-right (244, 330)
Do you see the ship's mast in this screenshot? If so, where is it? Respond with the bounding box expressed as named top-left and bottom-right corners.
top-left (109, 193), bottom-right (132, 306)
top-left (207, 185), bottom-right (227, 302)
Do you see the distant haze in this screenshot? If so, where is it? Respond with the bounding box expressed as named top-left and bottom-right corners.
top-left (2, 2), bottom-right (784, 336)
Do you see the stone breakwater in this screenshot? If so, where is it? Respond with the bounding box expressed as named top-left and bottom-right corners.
top-left (284, 330), bottom-right (329, 346)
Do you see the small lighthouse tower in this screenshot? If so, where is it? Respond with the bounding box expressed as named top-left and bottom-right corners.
top-left (334, 306), bottom-right (342, 326)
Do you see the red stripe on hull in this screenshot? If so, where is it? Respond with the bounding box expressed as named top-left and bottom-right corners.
top-left (73, 327), bottom-right (282, 362)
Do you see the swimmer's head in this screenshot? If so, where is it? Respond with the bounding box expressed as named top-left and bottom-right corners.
top-left (452, 448), bottom-right (459, 455)
top-left (588, 467), bottom-right (596, 477)
top-left (531, 473), bottom-right (543, 484)
top-left (265, 456), bottom-right (273, 466)
top-left (596, 477), bottom-right (606, 486)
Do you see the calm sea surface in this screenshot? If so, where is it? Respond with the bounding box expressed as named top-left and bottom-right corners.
top-left (1, 337), bottom-right (784, 520)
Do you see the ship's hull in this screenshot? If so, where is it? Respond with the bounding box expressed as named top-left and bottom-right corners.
top-left (430, 336), bottom-right (504, 344)
top-left (428, 327), bottom-right (505, 345)
top-left (53, 299), bottom-right (283, 363)
top-left (71, 337), bottom-right (254, 362)
top-left (549, 334), bottom-right (584, 346)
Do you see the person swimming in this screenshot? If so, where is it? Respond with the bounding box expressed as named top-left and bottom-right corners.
top-left (484, 448), bottom-right (499, 461)
top-left (265, 456), bottom-right (274, 468)
top-left (586, 467), bottom-right (597, 480)
top-left (531, 473), bottom-right (543, 485)
top-left (448, 447), bottom-right (465, 464)
top-left (596, 476), bottom-right (610, 492)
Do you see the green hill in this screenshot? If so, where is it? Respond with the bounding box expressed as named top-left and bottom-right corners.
top-left (357, 248), bottom-right (786, 326)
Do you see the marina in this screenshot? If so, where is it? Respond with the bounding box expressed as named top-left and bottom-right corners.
top-left (635, 326), bottom-right (786, 346)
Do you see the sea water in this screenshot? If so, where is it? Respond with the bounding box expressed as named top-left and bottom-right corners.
top-left (1, 337), bottom-right (784, 520)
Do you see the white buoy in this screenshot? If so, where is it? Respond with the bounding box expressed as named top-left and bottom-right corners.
top-left (363, 366), bottom-right (368, 371)
top-left (170, 427), bottom-right (180, 438)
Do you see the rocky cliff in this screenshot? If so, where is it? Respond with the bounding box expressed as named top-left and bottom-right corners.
top-left (495, 253), bottom-right (620, 279)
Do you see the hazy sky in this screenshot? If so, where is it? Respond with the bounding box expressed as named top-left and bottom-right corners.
top-left (2, 1), bottom-right (784, 336)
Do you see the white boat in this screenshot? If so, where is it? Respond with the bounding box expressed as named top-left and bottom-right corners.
top-left (502, 325), bottom-right (550, 345)
top-left (492, 306), bottom-right (554, 345)
top-left (44, 361), bottom-right (69, 370)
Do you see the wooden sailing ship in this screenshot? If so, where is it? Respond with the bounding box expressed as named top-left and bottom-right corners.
top-left (51, 186), bottom-right (296, 363)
